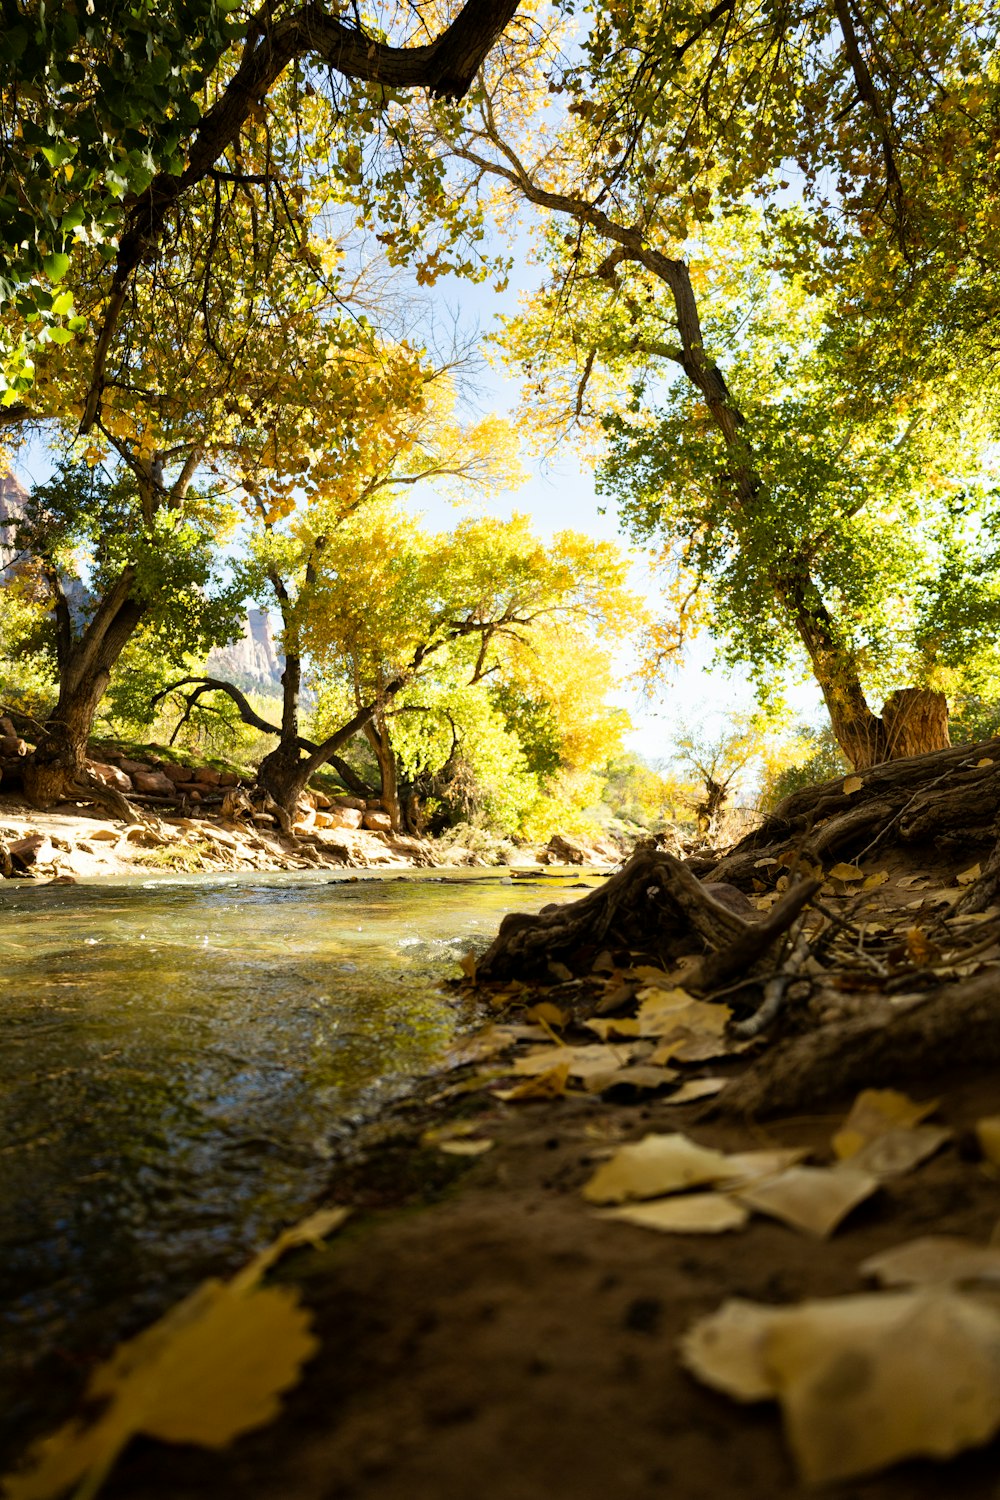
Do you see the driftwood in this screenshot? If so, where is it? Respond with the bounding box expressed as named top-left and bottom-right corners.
top-left (717, 969), bottom-right (1000, 1117)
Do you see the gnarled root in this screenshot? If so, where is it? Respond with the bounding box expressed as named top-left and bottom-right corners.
top-left (717, 969), bottom-right (1000, 1117)
top-left (476, 847), bottom-right (815, 989)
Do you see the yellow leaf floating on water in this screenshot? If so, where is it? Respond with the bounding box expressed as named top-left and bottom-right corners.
top-left (680, 1289), bottom-right (1000, 1484)
top-left (4, 1281), bottom-right (318, 1500)
top-left (732, 1165), bottom-right (878, 1237)
top-left (582, 1133), bottom-right (732, 1205)
top-left (861, 1235), bottom-right (1000, 1288)
top-left (597, 1193), bottom-right (749, 1235)
top-left (977, 1116), bottom-right (1000, 1165)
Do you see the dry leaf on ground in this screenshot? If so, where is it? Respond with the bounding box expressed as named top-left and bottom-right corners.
top-left (3, 1282), bottom-right (317, 1500)
top-left (511, 1043), bottom-right (634, 1082)
top-left (843, 775), bottom-right (863, 794)
top-left (861, 1236), bottom-right (1000, 1288)
top-left (582, 1133), bottom-right (733, 1205)
top-left (670, 1077), bottom-right (727, 1104)
top-left (597, 1193), bottom-right (749, 1235)
top-left (2, 1201), bottom-right (351, 1500)
top-left (828, 862), bottom-right (864, 882)
top-left (680, 1289), bottom-right (1000, 1484)
top-left (833, 1087), bottom-right (939, 1160)
top-left (847, 1125), bottom-right (951, 1178)
top-left (584, 1064), bottom-right (678, 1094)
top-left (732, 1165), bottom-right (878, 1237)
top-left (494, 1062), bottom-right (571, 1101)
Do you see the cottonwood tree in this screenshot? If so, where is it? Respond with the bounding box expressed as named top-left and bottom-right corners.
top-left (302, 506), bottom-right (640, 832)
top-left (342, 0), bottom-right (1000, 769)
top-left (0, 0), bottom-right (523, 411)
top-left (8, 152), bottom-right (441, 807)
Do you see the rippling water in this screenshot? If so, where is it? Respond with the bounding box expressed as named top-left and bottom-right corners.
top-left (0, 868), bottom-right (595, 1433)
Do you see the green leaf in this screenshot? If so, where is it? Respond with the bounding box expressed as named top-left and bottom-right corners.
top-left (42, 252), bottom-right (71, 283)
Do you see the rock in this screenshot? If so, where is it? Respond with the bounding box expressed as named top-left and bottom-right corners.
top-left (331, 795), bottom-right (367, 812)
top-left (544, 833), bottom-right (606, 865)
top-left (218, 770), bottom-right (240, 787)
top-left (9, 833), bottom-right (53, 869)
top-left (87, 827), bottom-right (120, 842)
top-left (118, 758), bottom-right (151, 774)
top-left (89, 760), bottom-right (133, 793)
top-left (193, 766), bottom-right (222, 786)
top-left (365, 798), bottom-right (385, 811)
top-left (311, 788), bottom-right (331, 809)
top-left (318, 807), bottom-right (363, 830)
top-left (131, 769), bottom-right (176, 796)
top-left (363, 810), bottom-right (393, 832)
top-left (177, 784), bottom-right (203, 800)
top-left (160, 762), bottom-right (191, 783)
top-left (0, 733), bottom-right (26, 756)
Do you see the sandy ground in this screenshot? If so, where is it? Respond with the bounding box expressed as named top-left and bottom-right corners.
top-left (4, 1044), bottom-right (999, 1500)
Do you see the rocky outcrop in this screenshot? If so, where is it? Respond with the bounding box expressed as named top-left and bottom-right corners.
top-left (206, 608), bottom-right (284, 690)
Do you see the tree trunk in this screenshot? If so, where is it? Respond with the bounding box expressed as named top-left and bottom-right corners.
top-left (881, 687), bottom-right (951, 758)
top-left (364, 716), bottom-right (402, 832)
top-left (255, 739), bottom-right (312, 821)
top-left (23, 586), bottom-right (144, 807)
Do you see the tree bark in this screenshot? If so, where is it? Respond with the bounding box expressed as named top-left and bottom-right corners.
top-left (23, 585), bottom-right (145, 807)
top-left (364, 715), bottom-right (402, 832)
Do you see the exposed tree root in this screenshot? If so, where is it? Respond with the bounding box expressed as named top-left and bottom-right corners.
top-left (477, 847), bottom-right (816, 990)
top-left (717, 970), bottom-right (1000, 1117)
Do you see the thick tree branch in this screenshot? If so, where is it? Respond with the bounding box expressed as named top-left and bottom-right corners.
top-left (79, 0), bottom-right (522, 432)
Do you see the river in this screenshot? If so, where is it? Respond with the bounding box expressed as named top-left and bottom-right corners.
top-left (0, 867), bottom-right (595, 1443)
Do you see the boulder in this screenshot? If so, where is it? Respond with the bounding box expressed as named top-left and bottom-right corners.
top-left (160, 762), bottom-right (191, 784)
top-left (118, 758), bottom-right (151, 774)
top-left (331, 795), bottom-right (367, 812)
top-left (89, 761), bottom-right (133, 793)
top-left (131, 769), bottom-right (176, 796)
top-left (218, 770), bottom-right (240, 787)
top-left (363, 810), bottom-right (393, 832)
top-left (317, 806), bottom-right (363, 830)
top-left (544, 832), bottom-right (616, 866)
top-left (311, 788), bottom-right (331, 809)
top-left (193, 766), bottom-right (222, 786)
top-left (9, 833), bottom-right (53, 869)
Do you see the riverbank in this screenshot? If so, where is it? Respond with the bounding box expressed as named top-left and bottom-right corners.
top-left (5, 801), bottom-right (1000, 1499)
top-left (0, 796), bottom-right (625, 880)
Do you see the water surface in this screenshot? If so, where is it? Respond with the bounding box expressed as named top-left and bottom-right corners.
top-left (0, 868), bottom-right (593, 1422)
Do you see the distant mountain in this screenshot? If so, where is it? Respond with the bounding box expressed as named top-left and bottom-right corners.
top-left (207, 608), bottom-right (284, 692)
top-left (0, 470), bottom-right (29, 580)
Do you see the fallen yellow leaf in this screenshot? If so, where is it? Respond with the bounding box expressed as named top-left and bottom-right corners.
top-left (862, 870), bottom-right (890, 890)
top-left (957, 863), bottom-right (983, 886)
top-left (680, 1289), bottom-right (1000, 1484)
top-left (732, 1165), bottom-right (878, 1237)
top-left (597, 1193), bottom-right (749, 1234)
top-left (833, 1088), bottom-right (939, 1160)
top-left (842, 775), bottom-right (863, 794)
top-left (582, 1133), bottom-right (732, 1205)
top-left (828, 862), bottom-right (864, 882)
top-left (494, 1062), bottom-right (571, 1101)
top-left (861, 1235), bottom-right (1000, 1288)
top-left (4, 1281), bottom-right (318, 1500)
